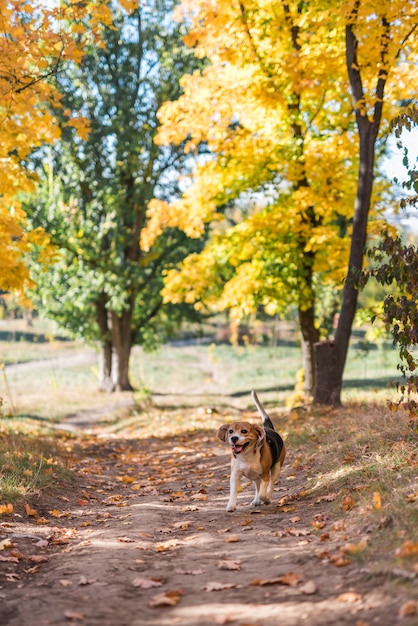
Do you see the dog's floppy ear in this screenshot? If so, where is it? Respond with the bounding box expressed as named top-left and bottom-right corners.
top-left (217, 424), bottom-right (229, 442)
top-left (254, 425), bottom-right (266, 447)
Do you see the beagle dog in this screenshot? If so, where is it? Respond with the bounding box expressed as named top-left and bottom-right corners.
top-left (217, 390), bottom-right (285, 512)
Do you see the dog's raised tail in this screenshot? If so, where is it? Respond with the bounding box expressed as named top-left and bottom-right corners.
top-left (251, 389), bottom-right (275, 430)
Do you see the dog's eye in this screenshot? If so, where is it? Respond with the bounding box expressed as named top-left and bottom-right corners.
top-left (241, 429), bottom-right (248, 434)
top-left (228, 429), bottom-right (233, 434)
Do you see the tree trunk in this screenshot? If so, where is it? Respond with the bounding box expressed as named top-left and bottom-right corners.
top-left (313, 341), bottom-right (341, 405)
top-left (299, 305), bottom-right (320, 399)
top-left (313, 10), bottom-right (387, 405)
top-left (110, 306), bottom-right (134, 391)
top-left (96, 294), bottom-right (115, 393)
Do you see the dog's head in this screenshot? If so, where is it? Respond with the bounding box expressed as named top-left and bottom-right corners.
top-left (217, 421), bottom-right (265, 455)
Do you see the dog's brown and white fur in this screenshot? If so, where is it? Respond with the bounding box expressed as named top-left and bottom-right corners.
top-left (217, 390), bottom-right (285, 512)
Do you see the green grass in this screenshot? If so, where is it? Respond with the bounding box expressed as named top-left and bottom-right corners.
top-left (0, 430), bottom-right (72, 502)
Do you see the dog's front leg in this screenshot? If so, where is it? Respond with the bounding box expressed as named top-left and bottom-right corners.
top-left (251, 478), bottom-right (262, 507)
top-left (259, 477), bottom-right (272, 504)
top-left (226, 469), bottom-right (241, 512)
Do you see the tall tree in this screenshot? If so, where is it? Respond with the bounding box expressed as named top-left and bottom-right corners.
top-left (143, 0), bottom-right (416, 400)
top-left (27, 0), bottom-right (204, 391)
top-left (313, 1), bottom-right (418, 404)
top-left (0, 0), bottom-right (112, 296)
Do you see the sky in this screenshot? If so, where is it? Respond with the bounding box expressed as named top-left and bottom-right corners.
top-left (382, 127), bottom-right (418, 234)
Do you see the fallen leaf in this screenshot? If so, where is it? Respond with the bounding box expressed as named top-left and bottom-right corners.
top-left (9, 550), bottom-right (25, 560)
top-left (64, 610), bottom-right (84, 621)
top-left (0, 539), bottom-right (14, 551)
top-left (300, 581), bottom-right (318, 595)
top-left (399, 600), bottom-right (417, 617)
top-left (278, 572), bottom-right (302, 587)
top-left (311, 519), bottom-right (326, 530)
top-left (341, 495), bottom-right (356, 511)
top-left (173, 521), bottom-right (191, 531)
top-left (203, 582), bottom-right (237, 591)
top-left (36, 517), bottom-right (50, 525)
top-left (28, 555), bottom-right (49, 563)
top-left (315, 493), bottom-right (338, 503)
top-left (217, 559), bottom-right (241, 571)
top-left (224, 536), bottom-right (240, 543)
top-left (117, 536), bottom-right (135, 543)
top-left (50, 509), bottom-right (63, 517)
top-left (60, 579), bottom-right (73, 587)
top-left (0, 503), bottom-right (13, 515)
top-left (372, 491), bottom-right (382, 510)
top-left (79, 575), bottom-right (96, 585)
top-left (175, 568), bottom-right (204, 575)
top-left (341, 539), bottom-right (368, 555)
top-left (155, 539), bottom-right (179, 552)
top-left (396, 540), bottom-right (418, 558)
top-left (0, 554), bottom-right (19, 563)
top-left (148, 590), bottom-right (182, 607)
top-left (250, 573), bottom-right (302, 587)
top-left (337, 592), bottom-right (362, 603)
top-left (25, 504), bottom-right (38, 517)
top-left (118, 475), bottom-right (136, 484)
top-left (288, 527), bottom-right (311, 537)
top-left (133, 577), bottom-right (164, 589)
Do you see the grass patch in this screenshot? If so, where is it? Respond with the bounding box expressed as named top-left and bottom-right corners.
top-left (0, 429), bottom-right (73, 503)
top-left (287, 404), bottom-right (418, 570)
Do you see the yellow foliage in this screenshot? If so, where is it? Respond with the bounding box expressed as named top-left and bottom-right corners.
top-left (0, 0), bottom-right (119, 295)
top-left (153, 0), bottom-right (417, 318)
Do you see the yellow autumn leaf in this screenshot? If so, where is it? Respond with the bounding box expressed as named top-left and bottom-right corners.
top-left (396, 540), bottom-right (418, 558)
top-left (341, 538), bottom-right (368, 555)
top-left (25, 504), bottom-right (38, 517)
top-left (0, 504), bottom-right (14, 515)
top-left (372, 491), bottom-right (382, 510)
top-left (118, 475), bottom-right (136, 484)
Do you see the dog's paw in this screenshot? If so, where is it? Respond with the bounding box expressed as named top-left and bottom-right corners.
top-left (251, 498), bottom-right (262, 507)
top-left (226, 503), bottom-right (236, 512)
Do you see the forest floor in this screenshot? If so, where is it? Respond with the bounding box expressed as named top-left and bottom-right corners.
top-left (1, 397), bottom-right (418, 626)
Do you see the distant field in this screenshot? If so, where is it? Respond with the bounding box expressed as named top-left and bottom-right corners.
top-left (0, 318), bottom-right (403, 423)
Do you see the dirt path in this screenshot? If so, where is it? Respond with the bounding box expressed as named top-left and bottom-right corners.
top-left (2, 424), bottom-right (415, 626)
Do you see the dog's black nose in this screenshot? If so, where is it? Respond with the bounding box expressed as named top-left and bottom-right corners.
top-left (231, 435), bottom-right (238, 443)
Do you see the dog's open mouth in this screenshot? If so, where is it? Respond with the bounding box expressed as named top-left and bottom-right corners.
top-left (232, 442), bottom-right (249, 454)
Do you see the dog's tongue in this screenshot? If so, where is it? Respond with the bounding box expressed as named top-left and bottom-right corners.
top-left (233, 445), bottom-right (243, 453)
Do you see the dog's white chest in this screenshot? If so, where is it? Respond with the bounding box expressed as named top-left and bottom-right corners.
top-left (233, 451), bottom-right (263, 480)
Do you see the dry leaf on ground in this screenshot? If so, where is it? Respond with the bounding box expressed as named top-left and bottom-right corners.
top-left (148, 590), bottom-right (182, 607)
top-left (204, 582), bottom-right (237, 592)
top-left (300, 581), bottom-right (318, 595)
top-left (217, 559), bottom-right (241, 570)
top-left (399, 601), bottom-right (417, 617)
top-left (133, 577), bottom-right (164, 589)
top-left (337, 592), bottom-right (362, 602)
top-left (64, 610), bottom-right (84, 621)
